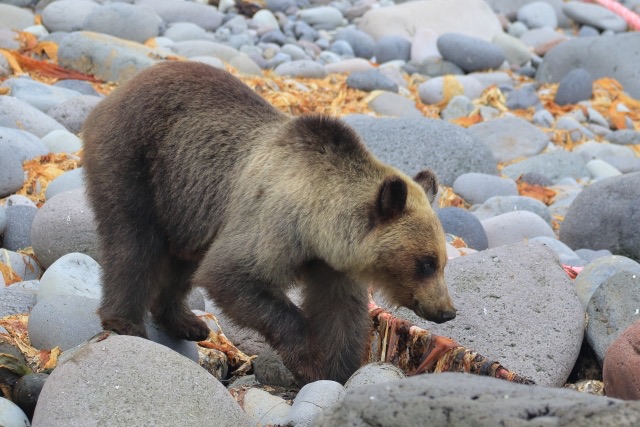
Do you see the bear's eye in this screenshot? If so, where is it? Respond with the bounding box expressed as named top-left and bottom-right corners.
top-left (416, 256), bottom-right (437, 279)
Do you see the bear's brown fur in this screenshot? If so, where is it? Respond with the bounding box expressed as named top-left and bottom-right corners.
top-left (82, 61), bottom-right (456, 384)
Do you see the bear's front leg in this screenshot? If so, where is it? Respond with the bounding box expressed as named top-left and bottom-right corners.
top-left (193, 245), bottom-right (323, 385)
top-left (298, 260), bottom-right (371, 384)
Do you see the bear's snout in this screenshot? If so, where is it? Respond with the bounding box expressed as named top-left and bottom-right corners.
top-left (434, 309), bottom-right (456, 324)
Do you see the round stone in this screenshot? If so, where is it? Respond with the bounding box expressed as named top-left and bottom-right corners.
top-left (437, 33), bottom-right (506, 73)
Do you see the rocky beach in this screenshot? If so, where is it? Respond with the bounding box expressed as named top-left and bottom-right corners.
top-left (1, 0), bottom-right (640, 425)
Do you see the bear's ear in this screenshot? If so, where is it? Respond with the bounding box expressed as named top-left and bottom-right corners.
top-left (413, 169), bottom-right (439, 203)
top-left (377, 176), bottom-right (408, 220)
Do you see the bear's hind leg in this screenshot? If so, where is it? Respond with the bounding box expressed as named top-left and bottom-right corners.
top-left (299, 260), bottom-right (370, 384)
top-left (150, 258), bottom-right (210, 341)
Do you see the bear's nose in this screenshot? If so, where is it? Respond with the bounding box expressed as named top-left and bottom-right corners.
top-left (440, 309), bottom-right (456, 323)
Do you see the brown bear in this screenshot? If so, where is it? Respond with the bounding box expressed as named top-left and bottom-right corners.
top-left (82, 61), bottom-right (456, 384)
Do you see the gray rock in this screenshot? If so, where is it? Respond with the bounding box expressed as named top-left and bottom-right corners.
top-left (31, 335), bottom-right (250, 427)
top-left (381, 242), bottom-right (584, 386)
top-left (292, 21), bottom-right (319, 42)
top-left (0, 397), bottom-right (30, 427)
top-left (41, 129), bottom-right (82, 154)
top-left (601, 156), bottom-right (640, 174)
top-left (12, 372), bottom-right (48, 420)
top-left (83, 3), bottom-right (162, 44)
top-left (574, 255), bottom-right (640, 309)
top-left (0, 4), bottom-right (35, 30)
top-left (346, 69), bottom-right (398, 92)
top-left (329, 39), bottom-right (354, 56)
top-left (28, 294), bottom-right (102, 351)
top-left (468, 116), bottom-right (549, 163)
top-left (537, 33), bottom-right (640, 99)
top-left (586, 159), bottom-right (622, 180)
top-left (252, 9), bottom-right (280, 31)
top-left (46, 95), bottom-right (102, 135)
top-left (418, 75), bottom-right (483, 105)
top-left (482, 210), bottom-right (556, 248)
top-left (576, 248), bottom-right (612, 264)
top-left (506, 84), bottom-right (540, 110)
top-left (30, 188), bottom-right (100, 268)
top-left (555, 68), bottom-right (593, 106)
top-left (3, 205), bottom-right (37, 251)
top-left (228, 54), bottom-right (262, 76)
top-left (453, 173), bottom-right (518, 205)
top-left (440, 95), bottom-right (475, 121)
top-left (313, 372), bottom-right (640, 427)
top-left (163, 22), bottom-right (211, 42)
top-left (0, 127), bottom-right (50, 162)
top-left (520, 26), bottom-right (568, 50)
top-left (556, 116), bottom-right (595, 142)
top-left (367, 92), bottom-right (422, 118)
top-left (501, 149), bottom-right (588, 182)
top-left (560, 172), bottom-right (640, 262)
top-left (171, 40), bottom-right (239, 61)
top-left (45, 167), bottom-right (85, 201)
top-left (548, 181), bottom-right (584, 218)
top-left (37, 252), bottom-right (101, 302)
top-left (334, 28), bottom-right (375, 59)
top-left (281, 43), bottom-right (309, 61)
top-left (607, 129), bottom-right (640, 145)
top-left (586, 271), bottom-right (640, 364)
top-left (58, 31), bottom-right (162, 84)
top-left (437, 207), bottom-right (489, 251)
top-left (343, 116), bottom-right (497, 187)
top-left (437, 33), bottom-right (506, 73)
top-left (0, 249), bottom-right (41, 281)
top-left (344, 363), bottom-right (406, 390)
top-left (574, 140), bottom-right (636, 162)
top-left (243, 388), bottom-right (291, 427)
top-left (492, 32), bottom-right (532, 66)
top-left (41, 0), bottom-right (99, 32)
top-left (287, 380), bottom-right (344, 427)
top-left (470, 195), bottom-right (553, 225)
top-left (532, 108), bottom-right (555, 127)
top-left (53, 79), bottom-right (102, 97)
top-left (1, 77), bottom-right (82, 112)
top-left (374, 35), bottom-right (411, 63)
top-left (274, 60), bottom-right (327, 78)
top-left (143, 316), bottom-right (200, 363)
top-left (0, 96), bottom-right (67, 138)
top-left (562, 1), bottom-right (628, 32)
top-left (0, 287), bottom-right (37, 317)
top-left (414, 57), bottom-right (464, 77)
top-left (137, 0), bottom-right (224, 31)
top-left (517, 1), bottom-right (558, 29)
top-left (0, 150), bottom-right (24, 198)
top-left (253, 349), bottom-right (297, 388)
top-left (530, 236), bottom-right (580, 265)
top-left (0, 204), bottom-right (5, 235)
top-left (297, 6), bottom-right (343, 30)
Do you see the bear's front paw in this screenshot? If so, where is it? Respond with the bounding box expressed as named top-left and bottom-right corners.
top-left (281, 342), bottom-right (324, 386)
top-left (101, 317), bottom-right (148, 339)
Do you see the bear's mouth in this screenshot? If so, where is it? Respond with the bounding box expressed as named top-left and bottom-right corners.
top-left (411, 300), bottom-right (456, 324)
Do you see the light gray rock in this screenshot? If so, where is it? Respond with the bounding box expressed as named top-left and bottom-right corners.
top-left (0, 249), bottom-right (41, 281)
top-left (453, 173), bottom-right (518, 205)
top-left (30, 188), bottom-right (100, 268)
top-left (0, 204), bottom-right (6, 235)
top-left (470, 195), bottom-right (552, 225)
top-left (0, 3), bottom-right (36, 30)
top-left (586, 159), bottom-right (622, 180)
top-left (437, 33), bottom-right (506, 73)
top-left (586, 271), bottom-right (640, 364)
top-left (297, 6), bottom-right (343, 30)
top-left (481, 210), bottom-right (556, 248)
top-left (562, 1), bottom-right (628, 32)
top-left (418, 75), bottom-right (483, 105)
top-left (287, 381), bottom-right (345, 427)
top-left (574, 140), bottom-right (636, 162)
top-left (163, 22), bottom-right (211, 42)
top-left (228, 54), bottom-right (262, 76)
top-left (313, 372), bottom-right (640, 427)
top-left (574, 255), bottom-right (640, 309)
top-left (136, 0), bottom-right (224, 31)
top-left (41, 0), bottom-right (99, 32)
top-left (555, 68), bottom-right (593, 106)
top-left (346, 69), bottom-right (398, 92)
top-left (517, 1), bottom-right (558, 29)
top-left (343, 116), bottom-right (497, 187)
top-left (441, 95), bottom-right (475, 121)
top-left (378, 242), bottom-right (584, 387)
top-left (243, 388), bottom-right (291, 427)
top-left (548, 181), bottom-right (584, 218)
top-left (31, 335), bottom-right (251, 427)
top-left (171, 40), bottom-right (239, 61)
top-left (0, 97), bottom-right (66, 138)
top-left (0, 397), bottom-right (30, 427)
top-left (57, 31), bottom-right (162, 84)
top-left (41, 129), bottom-right (82, 154)
top-left (501, 149), bottom-right (588, 182)
top-left (1, 77), bottom-right (82, 112)
top-left (0, 287), bottom-right (37, 318)
top-left (3, 205), bottom-right (37, 251)
top-left (536, 33), bottom-right (640, 99)
top-left (491, 32), bottom-right (532, 66)
top-left (46, 94), bottom-right (102, 135)
top-left (83, 3), bottom-right (162, 43)
top-left (45, 167), bottom-right (84, 200)
top-left (607, 129), bottom-right (640, 145)
top-left (344, 363), bottom-right (405, 390)
top-left (0, 150), bottom-right (24, 198)
top-left (468, 116), bottom-right (549, 163)
top-left (374, 35), bottom-right (411, 64)
top-left (334, 28), bottom-right (375, 59)
top-left (37, 252), bottom-right (101, 302)
top-left (367, 92), bottom-right (422, 118)
top-left (530, 236), bottom-right (581, 265)
top-left (274, 60), bottom-right (328, 78)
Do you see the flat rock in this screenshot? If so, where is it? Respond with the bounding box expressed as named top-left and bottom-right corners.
top-left (437, 33), bottom-right (506, 73)
top-left (586, 270), bottom-right (640, 362)
top-left (481, 211), bottom-right (556, 248)
top-left (603, 320), bottom-right (640, 400)
top-left (536, 32), bottom-right (640, 99)
top-left (83, 3), bottom-right (163, 44)
top-left (1, 77), bottom-right (82, 112)
top-left (41, 0), bottom-right (99, 32)
top-left (382, 242), bottom-right (584, 386)
top-left (136, 0), bottom-right (224, 31)
top-left (343, 116), bottom-right (497, 187)
top-left (452, 173), bottom-right (518, 205)
top-left (501, 149), bottom-right (588, 182)
top-left (560, 172), bottom-right (640, 262)
top-left (358, 0), bottom-right (503, 42)
top-left (313, 372), bottom-right (640, 427)
top-left (31, 335), bottom-right (250, 427)
top-left (0, 96), bottom-right (67, 137)
top-left (468, 116), bottom-right (549, 163)
top-left (28, 294), bottom-right (102, 351)
top-left (57, 31), bottom-right (162, 84)
top-left (37, 252), bottom-right (102, 302)
top-left (30, 188), bottom-right (100, 268)
top-left (470, 195), bottom-right (553, 225)
top-left (562, 1), bottom-right (628, 32)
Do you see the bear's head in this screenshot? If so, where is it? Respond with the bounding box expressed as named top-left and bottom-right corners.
top-left (358, 169), bottom-right (456, 324)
